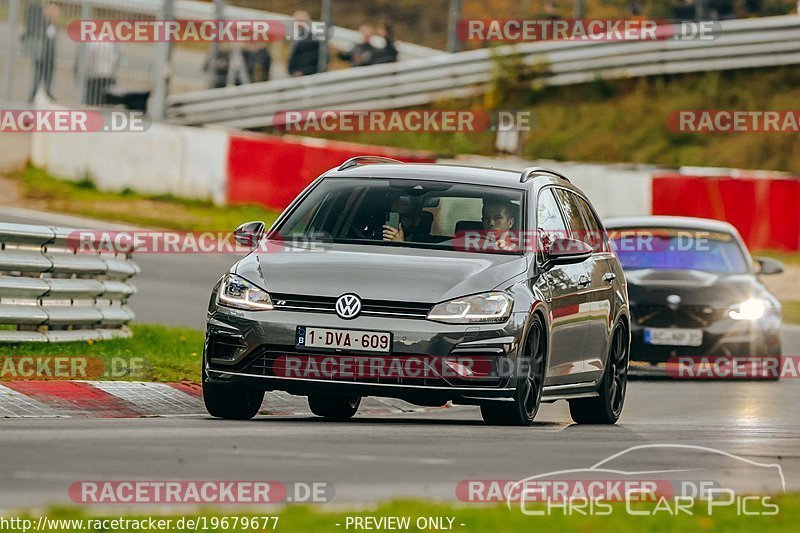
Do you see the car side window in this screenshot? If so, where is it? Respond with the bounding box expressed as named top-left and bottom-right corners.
top-left (575, 197), bottom-right (607, 253)
top-left (536, 188), bottom-right (569, 257)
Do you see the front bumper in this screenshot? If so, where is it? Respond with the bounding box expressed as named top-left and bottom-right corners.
top-left (630, 316), bottom-right (782, 363)
top-left (204, 305), bottom-right (528, 403)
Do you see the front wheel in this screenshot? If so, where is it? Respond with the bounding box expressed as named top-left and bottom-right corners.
top-left (203, 381), bottom-right (265, 420)
top-left (481, 315), bottom-right (546, 426)
top-left (308, 393), bottom-right (361, 420)
top-left (569, 322), bottom-right (628, 424)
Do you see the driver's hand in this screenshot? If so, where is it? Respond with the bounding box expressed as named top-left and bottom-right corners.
top-left (382, 223), bottom-right (405, 242)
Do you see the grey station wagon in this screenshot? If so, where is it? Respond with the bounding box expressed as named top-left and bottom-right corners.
top-left (203, 157), bottom-right (631, 425)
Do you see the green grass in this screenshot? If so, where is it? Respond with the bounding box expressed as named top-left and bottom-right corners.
top-left (0, 323), bottom-right (203, 383)
top-left (754, 250), bottom-right (800, 266)
top-left (300, 66), bottom-right (800, 174)
top-left (782, 301), bottom-right (800, 326)
top-left (7, 166), bottom-right (280, 232)
top-left (8, 496), bottom-right (800, 532)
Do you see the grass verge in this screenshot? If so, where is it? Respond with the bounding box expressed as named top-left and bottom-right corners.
top-left (10, 496), bottom-right (800, 532)
top-left (303, 66), bottom-right (800, 174)
top-left (5, 166), bottom-right (280, 232)
top-left (782, 301), bottom-right (800, 327)
top-left (0, 323), bottom-right (203, 383)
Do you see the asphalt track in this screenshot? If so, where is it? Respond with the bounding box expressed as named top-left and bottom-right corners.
top-left (1, 207), bottom-right (800, 508)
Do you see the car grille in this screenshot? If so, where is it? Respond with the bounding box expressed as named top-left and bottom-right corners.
top-left (270, 293), bottom-right (434, 319)
top-left (236, 347), bottom-right (504, 388)
top-left (632, 304), bottom-right (727, 328)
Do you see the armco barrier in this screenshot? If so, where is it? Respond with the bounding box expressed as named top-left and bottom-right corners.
top-left (651, 173), bottom-right (800, 251)
top-left (227, 134), bottom-right (436, 211)
top-left (0, 223), bottom-right (139, 343)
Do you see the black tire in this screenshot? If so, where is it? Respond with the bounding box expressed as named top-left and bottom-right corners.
top-left (480, 315), bottom-right (546, 426)
top-left (203, 381), bottom-right (265, 420)
top-left (308, 393), bottom-right (361, 420)
top-left (569, 322), bottom-right (628, 424)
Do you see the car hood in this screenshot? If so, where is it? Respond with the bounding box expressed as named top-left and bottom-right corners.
top-left (624, 268), bottom-right (770, 308)
top-left (234, 242), bottom-right (529, 303)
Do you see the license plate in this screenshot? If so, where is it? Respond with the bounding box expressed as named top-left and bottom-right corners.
top-left (644, 328), bottom-right (703, 347)
top-left (296, 326), bottom-right (392, 353)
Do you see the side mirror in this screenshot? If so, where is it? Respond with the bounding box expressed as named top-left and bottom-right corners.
top-left (546, 238), bottom-right (593, 266)
top-left (234, 221), bottom-right (266, 247)
top-left (755, 257), bottom-right (784, 275)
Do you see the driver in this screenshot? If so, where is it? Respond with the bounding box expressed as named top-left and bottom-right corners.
top-left (382, 196), bottom-right (432, 242)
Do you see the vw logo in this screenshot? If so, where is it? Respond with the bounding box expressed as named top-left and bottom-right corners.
top-left (666, 294), bottom-right (681, 310)
top-left (335, 294), bottom-right (362, 319)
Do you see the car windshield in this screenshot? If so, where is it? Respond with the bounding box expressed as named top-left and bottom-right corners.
top-left (608, 227), bottom-right (750, 274)
top-left (273, 177), bottom-right (525, 254)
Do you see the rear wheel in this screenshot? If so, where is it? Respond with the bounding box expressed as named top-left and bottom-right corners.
top-left (308, 393), bottom-right (361, 420)
top-left (569, 322), bottom-right (628, 424)
top-left (481, 315), bottom-right (546, 426)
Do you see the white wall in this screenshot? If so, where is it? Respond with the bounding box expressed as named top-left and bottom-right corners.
top-left (30, 99), bottom-right (229, 204)
top-left (438, 156), bottom-right (656, 217)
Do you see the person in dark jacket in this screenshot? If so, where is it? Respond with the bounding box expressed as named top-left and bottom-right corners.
top-left (288, 11), bottom-right (320, 77)
top-left (243, 43), bottom-right (272, 82)
top-left (338, 24), bottom-right (378, 67)
top-left (372, 23), bottom-right (398, 64)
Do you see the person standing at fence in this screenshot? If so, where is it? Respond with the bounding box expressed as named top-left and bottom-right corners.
top-left (338, 24), bottom-right (378, 67)
top-left (82, 38), bottom-right (120, 105)
top-left (204, 44), bottom-right (232, 88)
top-left (242, 43), bottom-right (272, 83)
top-left (22, 2), bottom-right (60, 101)
top-left (288, 10), bottom-right (320, 77)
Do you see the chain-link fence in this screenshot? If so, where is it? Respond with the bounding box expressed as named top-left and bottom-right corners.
top-left (0, 0), bottom-right (283, 110)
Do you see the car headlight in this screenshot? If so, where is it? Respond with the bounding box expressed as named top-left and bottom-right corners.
top-left (427, 292), bottom-right (512, 324)
top-left (728, 298), bottom-right (766, 321)
top-left (217, 273), bottom-right (274, 311)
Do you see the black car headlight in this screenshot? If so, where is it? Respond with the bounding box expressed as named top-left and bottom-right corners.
top-left (217, 273), bottom-right (274, 311)
top-left (427, 292), bottom-right (512, 324)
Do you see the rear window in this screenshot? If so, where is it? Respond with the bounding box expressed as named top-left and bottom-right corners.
top-left (608, 227), bottom-right (749, 274)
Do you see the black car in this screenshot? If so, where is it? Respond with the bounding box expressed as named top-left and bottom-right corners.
top-left (203, 157), bottom-right (630, 425)
top-left (605, 216), bottom-right (783, 366)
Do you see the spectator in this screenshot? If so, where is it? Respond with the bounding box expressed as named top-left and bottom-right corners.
top-left (288, 10), bottom-right (320, 77)
top-left (23, 2), bottom-right (59, 101)
top-left (338, 24), bottom-right (378, 67)
top-left (372, 23), bottom-right (398, 64)
top-left (82, 38), bottom-right (120, 105)
top-left (203, 45), bottom-right (231, 89)
top-left (242, 43), bottom-right (272, 83)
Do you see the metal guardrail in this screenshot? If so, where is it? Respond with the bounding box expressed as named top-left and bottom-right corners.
top-left (166, 15), bottom-right (800, 129)
top-left (0, 223), bottom-right (138, 343)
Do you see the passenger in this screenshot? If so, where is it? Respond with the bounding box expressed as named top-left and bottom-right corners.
top-left (482, 198), bottom-right (518, 251)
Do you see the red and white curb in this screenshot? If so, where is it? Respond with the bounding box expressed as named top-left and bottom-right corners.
top-left (0, 381), bottom-right (446, 418)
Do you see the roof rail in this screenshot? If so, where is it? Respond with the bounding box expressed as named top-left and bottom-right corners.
top-left (338, 156), bottom-right (404, 171)
top-left (519, 166), bottom-right (570, 183)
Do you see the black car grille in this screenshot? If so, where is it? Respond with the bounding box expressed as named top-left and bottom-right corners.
top-left (236, 347), bottom-right (504, 388)
top-left (632, 304), bottom-right (727, 328)
top-left (270, 293), bottom-right (434, 319)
